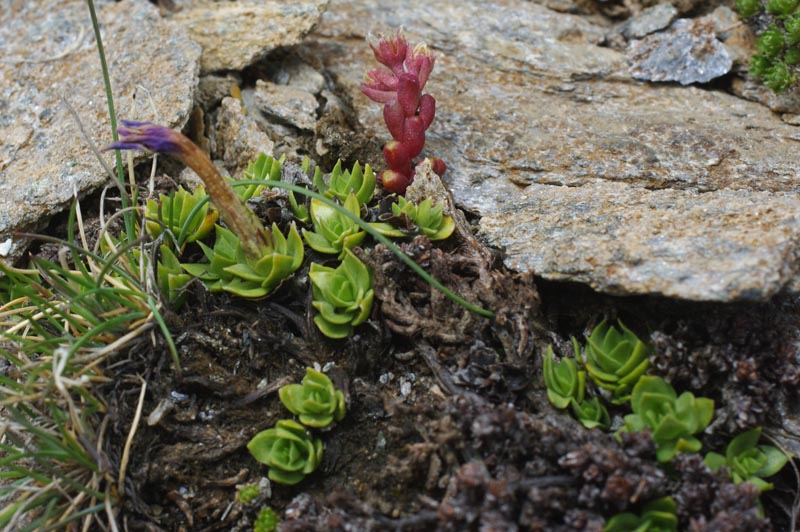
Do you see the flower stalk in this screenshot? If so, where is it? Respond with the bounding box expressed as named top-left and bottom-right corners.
top-left (105, 121), bottom-right (272, 260)
top-left (362, 31), bottom-right (445, 194)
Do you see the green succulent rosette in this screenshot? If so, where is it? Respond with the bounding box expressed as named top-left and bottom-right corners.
top-left (144, 185), bottom-right (217, 247)
top-left (583, 320), bottom-right (650, 403)
top-left (572, 397), bottom-right (610, 430)
top-left (309, 249), bottom-right (374, 339)
top-left (622, 376), bottom-right (714, 462)
top-left (372, 196), bottom-right (455, 241)
top-left (156, 244), bottom-right (192, 307)
top-left (303, 193), bottom-right (367, 259)
top-left (542, 343), bottom-right (585, 409)
top-left (279, 368), bottom-right (346, 428)
top-left (313, 160), bottom-right (376, 205)
top-left (704, 427), bottom-right (789, 492)
top-left (247, 419), bottom-right (323, 485)
top-left (604, 497), bottom-right (678, 532)
top-left (182, 223), bottom-right (303, 298)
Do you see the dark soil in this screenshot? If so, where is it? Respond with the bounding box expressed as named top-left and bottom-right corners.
top-left (79, 187), bottom-right (799, 531)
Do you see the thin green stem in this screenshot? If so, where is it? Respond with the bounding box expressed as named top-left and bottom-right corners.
top-left (85, 0), bottom-right (134, 239)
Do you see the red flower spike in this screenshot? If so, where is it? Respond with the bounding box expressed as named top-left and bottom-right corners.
top-left (397, 73), bottom-right (421, 118)
top-left (380, 169), bottom-right (412, 194)
top-left (361, 30), bottom-right (444, 195)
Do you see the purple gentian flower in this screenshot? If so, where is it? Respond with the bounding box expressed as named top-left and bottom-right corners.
top-left (106, 120), bottom-right (187, 154)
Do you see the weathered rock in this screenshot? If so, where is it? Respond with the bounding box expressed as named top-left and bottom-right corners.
top-left (213, 97), bottom-right (275, 175)
top-left (312, 0), bottom-right (800, 301)
top-left (617, 3), bottom-right (677, 40)
top-left (0, 0), bottom-right (200, 262)
top-left (196, 73), bottom-right (242, 110)
top-left (272, 60), bottom-right (327, 95)
top-left (253, 80), bottom-right (318, 131)
top-left (628, 17), bottom-right (733, 84)
top-left (167, 0), bottom-right (329, 74)
top-left (479, 182), bottom-right (800, 301)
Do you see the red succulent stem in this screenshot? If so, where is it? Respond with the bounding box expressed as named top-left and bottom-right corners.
top-left (361, 32), bottom-right (444, 194)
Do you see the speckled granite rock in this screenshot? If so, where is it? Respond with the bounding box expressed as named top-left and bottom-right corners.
top-left (312, 0), bottom-right (800, 301)
top-left (0, 0), bottom-right (200, 263)
top-left (167, 0), bottom-right (329, 74)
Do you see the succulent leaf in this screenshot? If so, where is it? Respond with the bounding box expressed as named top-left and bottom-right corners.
top-left (254, 507), bottom-right (280, 532)
top-left (181, 223), bottom-right (303, 298)
top-left (542, 345), bottom-right (585, 409)
top-left (584, 320), bottom-right (650, 403)
top-left (247, 419), bottom-right (323, 485)
top-left (309, 250), bottom-right (374, 339)
top-left (156, 244), bottom-right (192, 307)
top-left (279, 368), bottom-right (346, 428)
top-left (622, 376), bottom-right (714, 462)
top-left (704, 427), bottom-right (790, 492)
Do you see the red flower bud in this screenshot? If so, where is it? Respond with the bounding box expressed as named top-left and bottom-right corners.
top-left (404, 43), bottom-right (435, 89)
top-left (368, 32), bottom-right (408, 75)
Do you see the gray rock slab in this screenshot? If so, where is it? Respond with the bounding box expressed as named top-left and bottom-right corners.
top-left (479, 182), bottom-right (800, 301)
top-left (617, 3), bottom-right (677, 40)
top-left (312, 0), bottom-right (800, 301)
top-left (628, 17), bottom-right (733, 85)
top-left (167, 0), bottom-right (329, 74)
top-left (0, 0), bottom-right (200, 262)
top-left (253, 80), bottom-right (318, 131)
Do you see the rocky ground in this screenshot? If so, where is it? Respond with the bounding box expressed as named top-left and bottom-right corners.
top-left (3, 0), bottom-right (800, 530)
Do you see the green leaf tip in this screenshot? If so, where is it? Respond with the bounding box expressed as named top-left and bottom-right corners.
top-left (542, 344), bottom-right (585, 409)
top-left (279, 368), bottom-right (346, 428)
top-left (315, 159), bottom-right (377, 205)
top-left (254, 507), bottom-right (280, 532)
top-left (371, 196), bottom-right (455, 241)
